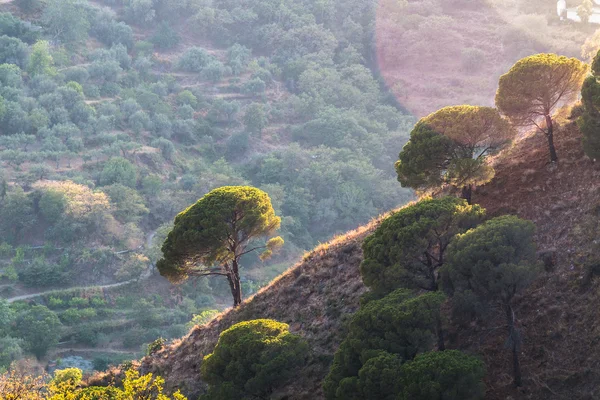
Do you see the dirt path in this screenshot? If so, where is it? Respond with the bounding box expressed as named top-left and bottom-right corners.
top-left (5, 278), bottom-right (142, 303)
top-left (54, 347), bottom-right (137, 355)
top-left (4, 229), bottom-right (159, 303)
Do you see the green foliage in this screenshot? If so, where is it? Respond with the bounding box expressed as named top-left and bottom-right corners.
top-left (177, 47), bottom-right (214, 73)
top-left (244, 103), bottom-right (268, 136)
top-left (15, 0), bottom-right (42, 13)
top-left (323, 290), bottom-right (445, 400)
top-left (400, 350), bottom-right (486, 400)
top-left (27, 41), bottom-right (56, 77)
top-left (361, 197), bottom-right (484, 296)
top-left (444, 215), bottom-right (540, 309)
top-left (396, 106), bottom-right (514, 195)
top-left (0, 36), bottom-right (28, 68)
top-left (15, 305), bottom-right (62, 359)
top-left (579, 52), bottom-right (600, 160)
top-left (99, 157), bottom-right (137, 188)
top-left (158, 186), bottom-right (282, 306)
top-left (151, 21), bottom-right (180, 50)
top-left (444, 215), bottom-right (540, 386)
top-left (19, 255), bottom-right (67, 287)
top-left (39, 189), bottom-right (67, 224)
top-left (146, 337), bottom-right (165, 356)
top-left (101, 184), bottom-right (148, 223)
top-left (0, 187), bottom-right (36, 244)
top-left (335, 351), bottom-right (403, 400)
top-left (0, 300), bottom-right (15, 337)
top-left (187, 309), bottom-right (219, 329)
top-left (0, 337), bottom-right (23, 370)
top-left (496, 53), bottom-right (587, 162)
top-left (42, 0), bottom-right (91, 46)
top-left (124, 0), bottom-right (156, 25)
top-left (200, 319), bottom-right (308, 400)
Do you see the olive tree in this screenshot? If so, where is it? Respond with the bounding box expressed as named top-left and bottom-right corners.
top-left (444, 215), bottom-right (541, 387)
top-left (200, 319), bottom-right (308, 400)
top-left (496, 53), bottom-right (588, 163)
top-left (396, 105), bottom-right (515, 203)
top-left (15, 305), bottom-right (62, 359)
top-left (158, 186), bottom-right (283, 307)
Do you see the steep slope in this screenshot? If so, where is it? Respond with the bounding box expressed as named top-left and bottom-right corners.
top-left (376, 0), bottom-right (589, 117)
top-left (135, 115), bottom-right (600, 400)
top-left (137, 220), bottom-right (377, 399)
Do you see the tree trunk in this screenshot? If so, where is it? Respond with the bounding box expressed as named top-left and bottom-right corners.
top-left (505, 304), bottom-right (522, 387)
top-left (231, 258), bottom-right (243, 307)
top-left (545, 115), bottom-right (558, 163)
top-left (436, 317), bottom-right (445, 351)
top-left (461, 185), bottom-right (472, 205)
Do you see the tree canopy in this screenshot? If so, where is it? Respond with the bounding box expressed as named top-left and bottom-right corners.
top-left (496, 53), bottom-right (587, 162)
top-left (400, 350), bottom-right (486, 400)
top-left (15, 305), bottom-right (62, 359)
top-left (200, 319), bottom-right (308, 400)
top-left (323, 290), bottom-right (445, 400)
top-left (396, 105), bottom-right (514, 202)
top-left (444, 215), bottom-right (540, 387)
top-left (578, 49), bottom-right (600, 160)
top-left (361, 197), bottom-right (484, 296)
top-left (158, 186), bottom-right (283, 307)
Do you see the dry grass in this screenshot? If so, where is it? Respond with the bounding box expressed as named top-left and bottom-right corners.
top-left (135, 119), bottom-right (600, 400)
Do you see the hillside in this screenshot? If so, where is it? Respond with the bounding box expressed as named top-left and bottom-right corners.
top-left (376, 0), bottom-right (591, 117)
top-left (136, 117), bottom-right (600, 400)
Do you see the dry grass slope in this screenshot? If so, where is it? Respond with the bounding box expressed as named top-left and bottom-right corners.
top-left (137, 216), bottom-right (395, 399)
top-left (132, 117), bottom-right (600, 400)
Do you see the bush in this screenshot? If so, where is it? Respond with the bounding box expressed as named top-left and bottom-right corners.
top-left (151, 21), bottom-right (180, 50)
top-left (178, 47), bottom-right (214, 72)
top-left (15, 305), bottom-right (62, 358)
top-left (19, 256), bottom-right (66, 287)
top-left (323, 290), bottom-right (445, 400)
top-left (201, 319), bottom-right (308, 399)
top-left (400, 350), bottom-right (486, 400)
top-left (99, 157), bottom-right (137, 188)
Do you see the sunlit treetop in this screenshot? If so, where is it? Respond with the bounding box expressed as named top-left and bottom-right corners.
top-left (496, 53), bottom-right (588, 127)
top-left (421, 105), bottom-right (514, 152)
top-left (158, 186), bottom-right (282, 284)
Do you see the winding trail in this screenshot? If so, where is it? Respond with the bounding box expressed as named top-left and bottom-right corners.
top-left (54, 347), bottom-right (138, 355)
top-left (3, 229), bottom-right (159, 303)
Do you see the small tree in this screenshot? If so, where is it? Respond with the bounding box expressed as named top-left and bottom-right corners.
top-left (15, 305), bottom-right (62, 359)
top-left (578, 0), bottom-right (594, 24)
top-left (323, 290), bottom-right (445, 400)
top-left (361, 197), bottom-right (484, 296)
top-left (579, 50), bottom-right (600, 160)
top-left (444, 215), bottom-right (541, 387)
top-left (496, 53), bottom-right (588, 163)
top-left (400, 350), bottom-right (486, 400)
top-left (396, 106), bottom-right (515, 203)
top-left (99, 157), bottom-right (137, 188)
top-left (27, 41), bottom-right (55, 77)
top-left (42, 0), bottom-right (91, 46)
top-left (244, 103), bottom-right (268, 137)
top-left (200, 319), bottom-right (308, 399)
top-left (158, 186), bottom-right (283, 307)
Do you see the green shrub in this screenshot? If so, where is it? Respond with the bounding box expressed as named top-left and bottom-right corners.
top-left (400, 350), bottom-right (486, 400)
top-left (201, 319), bottom-right (308, 399)
top-left (323, 290), bottom-right (445, 400)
